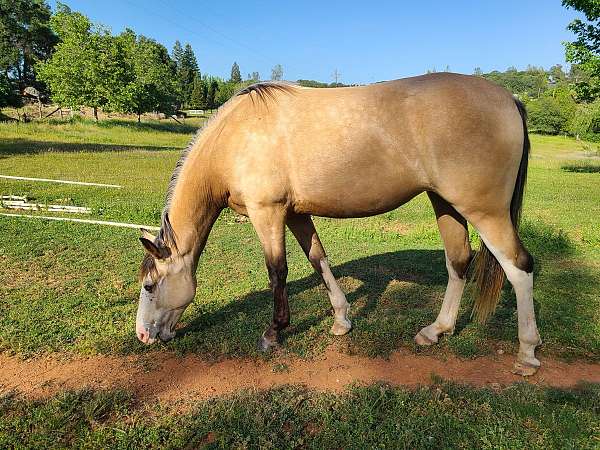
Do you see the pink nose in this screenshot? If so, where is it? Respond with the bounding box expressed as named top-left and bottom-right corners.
top-left (136, 323), bottom-right (153, 344)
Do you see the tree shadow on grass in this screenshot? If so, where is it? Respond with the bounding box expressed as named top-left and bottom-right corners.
top-left (561, 163), bottom-right (600, 173)
top-left (0, 138), bottom-right (178, 157)
top-left (96, 119), bottom-right (199, 135)
top-left (114, 219), bottom-right (599, 361)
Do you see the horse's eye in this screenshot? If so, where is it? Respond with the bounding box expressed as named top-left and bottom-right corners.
top-left (143, 283), bottom-right (155, 293)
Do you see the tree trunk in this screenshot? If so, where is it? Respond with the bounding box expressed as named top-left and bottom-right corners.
top-left (93, 106), bottom-right (98, 122)
top-left (38, 98), bottom-right (42, 119)
top-left (137, 111), bottom-right (141, 123)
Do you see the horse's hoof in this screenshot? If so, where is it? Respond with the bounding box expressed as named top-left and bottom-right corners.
top-left (414, 329), bottom-right (437, 346)
top-left (512, 360), bottom-right (540, 377)
top-left (257, 335), bottom-right (277, 352)
top-left (330, 319), bottom-right (351, 336)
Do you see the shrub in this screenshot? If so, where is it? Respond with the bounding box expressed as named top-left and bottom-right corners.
top-left (568, 100), bottom-right (600, 139)
top-left (527, 97), bottom-right (569, 134)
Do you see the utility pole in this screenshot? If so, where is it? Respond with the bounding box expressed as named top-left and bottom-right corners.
top-left (332, 68), bottom-right (340, 85)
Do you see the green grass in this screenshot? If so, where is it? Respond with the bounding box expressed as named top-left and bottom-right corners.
top-left (1, 382), bottom-right (598, 449)
top-left (0, 122), bottom-right (599, 361)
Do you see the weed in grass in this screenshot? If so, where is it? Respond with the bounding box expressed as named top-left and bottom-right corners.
top-left (272, 363), bottom-right (290, 373)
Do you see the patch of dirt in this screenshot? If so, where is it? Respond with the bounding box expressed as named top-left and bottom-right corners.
top-left (1, 347), bottom-right (598, 405)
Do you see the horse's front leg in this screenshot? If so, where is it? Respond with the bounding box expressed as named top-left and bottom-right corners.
top-left (248, 206), bottom-right (289, 352)
top-left (287, 213), bottom-right (351, 335)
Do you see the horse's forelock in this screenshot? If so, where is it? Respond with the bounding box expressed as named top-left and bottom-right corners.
top-left (139, 253), bottom-right (157, 281)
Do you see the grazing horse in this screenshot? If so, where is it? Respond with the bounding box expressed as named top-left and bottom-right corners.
top-left (136, 73), bottom-right (541, 376)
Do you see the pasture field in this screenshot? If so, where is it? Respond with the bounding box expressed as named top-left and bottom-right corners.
top-left (0, 118), bottom-right (599, 447)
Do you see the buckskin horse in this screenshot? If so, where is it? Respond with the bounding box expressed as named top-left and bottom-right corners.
top-left (136, 73), bottom-right (541, 376)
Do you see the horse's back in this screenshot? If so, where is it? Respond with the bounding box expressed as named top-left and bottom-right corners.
top-left (219, 74), bottom-right (524, 218)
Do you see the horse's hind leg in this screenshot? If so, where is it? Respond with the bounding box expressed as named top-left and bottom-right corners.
top-left (287, 213), bottom-right (351, 335)
top-left (247, 205), bottom-right (290, 352)
top-left (471, 214), bottom-right (541, 375)
top-left (415, 192), bottom-right (473, 345)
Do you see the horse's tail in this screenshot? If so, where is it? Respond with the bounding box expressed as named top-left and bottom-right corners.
top-left (472, 98), bottom-right (530, 323)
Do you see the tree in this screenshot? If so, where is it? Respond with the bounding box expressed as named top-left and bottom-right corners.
top-left (483, 67), bottom-right (548, 98)
top-left (250, 71), bottom-right (260, 81)
top-left (37, 4), bottom-right (125, 120)
top-left (175, 43), bottom-right (199, 107)
top-left (526, 88), bottom-right (577, 135)
top-left (171, 40), bottom-right (183, 67)
top-left (112, 30), bottom-right (177, 121)
top-left (271, 64), bottom-right (283, 81)
top-left (563, 0), bottom-right (600, 100)
top-left (0, 72), bottom-right (19, 112)
top-left (205, 78), bottom-right (218, 109)
top-left (215, 81), bottom-right (236, 106)
top-left (0, 0), bottom-right (57, 105)
top-left (182, 44), bottom-right (198, 74)
top-left (189, 75), bottom-right (206, 109)
top-left (230, 61), bottom-right (241, 83)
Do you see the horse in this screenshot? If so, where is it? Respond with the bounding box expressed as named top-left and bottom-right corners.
top-left (136, 72), bottom-right (541, 376)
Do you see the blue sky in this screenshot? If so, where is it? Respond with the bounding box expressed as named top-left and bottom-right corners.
top-left (49, 1), bottom-right (583, 84)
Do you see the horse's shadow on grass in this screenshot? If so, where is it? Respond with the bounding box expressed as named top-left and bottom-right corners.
top-left (165, 248), bottom-right (447, 358)
top-left (117, 219), bottom-right (599, 360)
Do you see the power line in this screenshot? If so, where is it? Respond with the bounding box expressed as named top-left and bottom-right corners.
top-left (123, 0), bottom-right (303, 79)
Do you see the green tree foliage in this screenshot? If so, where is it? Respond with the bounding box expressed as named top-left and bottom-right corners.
top-left (230, 62), bottom-right (241, 83)
top-left (526, 88), bottom-right (577, 135)
top-left (563, 0), bottom-right (600, 100)
top-left (173, 43), bottom-right (199, 107)
top-left (569, 100), bottom-right (600, 138)
top-left (206, 78), bottom-right (218, 109)
top-left (37, 4), bottom-right (125, 120)
top-left (483, 66), bottom-right (548, 98)
top-left (216, 81), bottom-right (236, 106)
top-left (0, 72), bottom-right (19, 110)
top-left (296, 79), bottom-right (351, 88)
top-left (189, 75), bottom-right (206, 109)
top-left (0, 0), bottom-right (57, 106)
top-left (171, 40), bottom-right (183, 67)
top-left (112, 30), bottom-right (177, 121)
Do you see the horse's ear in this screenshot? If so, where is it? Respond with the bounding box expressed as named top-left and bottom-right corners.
top-left (140, 228), bottom-right (157, 241)
top-left (139, 237), bottom-right (171, 260)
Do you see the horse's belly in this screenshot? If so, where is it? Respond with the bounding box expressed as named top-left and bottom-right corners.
top-left (292, 173), bottom-right (422, 218)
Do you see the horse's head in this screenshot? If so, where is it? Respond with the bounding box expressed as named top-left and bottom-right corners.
top-left (136, 227), bottom-right (196, 344)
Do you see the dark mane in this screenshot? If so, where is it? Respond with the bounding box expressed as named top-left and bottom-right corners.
top-left (236, 81), bottom-right (297, 105)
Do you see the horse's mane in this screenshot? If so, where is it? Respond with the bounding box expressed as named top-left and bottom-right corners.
top-left (236, 81), bottom-right (297, 104)
top-left (163, 82), bottom-right (296, 212)
top-left (140, 82), bottom-right (297, 280)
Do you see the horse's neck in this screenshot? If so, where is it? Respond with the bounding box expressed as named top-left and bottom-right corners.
top-left (167, 160), bottom-right (221, 263)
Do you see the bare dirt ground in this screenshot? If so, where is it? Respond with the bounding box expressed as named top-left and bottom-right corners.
top-left (1, 347), bottom-right (599, 404)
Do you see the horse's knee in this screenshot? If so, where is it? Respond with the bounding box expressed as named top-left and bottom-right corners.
top-left (516, 246), bottom-right (534, 274)
top-left (307, 245), bottom-right (326, 273)
top-left (267, 261), bottom-right (288, 288)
